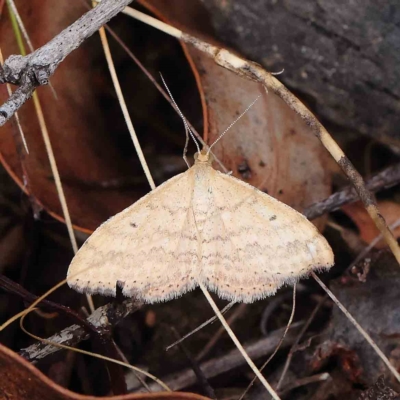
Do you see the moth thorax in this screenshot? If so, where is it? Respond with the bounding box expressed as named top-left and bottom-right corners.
top-left (194, 149), bottom-right (213, 165)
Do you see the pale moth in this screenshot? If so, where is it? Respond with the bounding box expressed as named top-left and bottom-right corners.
top-left (67, 137), bottom-right (334, 303)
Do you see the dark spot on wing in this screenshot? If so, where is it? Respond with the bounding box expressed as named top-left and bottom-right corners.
top-left (269, 215), bottom-right (277, 221)
top-left (237, 160), bottom-right (252, 180)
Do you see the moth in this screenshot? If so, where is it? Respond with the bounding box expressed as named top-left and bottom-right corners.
top-left (67, 148), bottom-right (333, 303)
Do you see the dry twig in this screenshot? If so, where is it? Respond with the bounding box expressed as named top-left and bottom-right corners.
top-left (304, 162), bottom-right (400, 220)
top-left (0, 0), bottom-right (133, 125)
top-left (19, 299), bottom-right (140, 362)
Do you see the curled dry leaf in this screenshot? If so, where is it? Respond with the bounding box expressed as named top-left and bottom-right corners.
top-left (0, 0), bottom-right (330, 233)
top-left (0, 343), bottom-right (211, 400)
top-left (342, 201), bottom-right (400, 249)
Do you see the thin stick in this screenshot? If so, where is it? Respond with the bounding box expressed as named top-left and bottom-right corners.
top-left (198, 282), bottom-right (281, 400)
top-left (276, 295), bottom-right (327, 389)
top-left (30, 96), bottom-right (79, 250)
top-left (19, 311), bottom-right (171, 391)
top-left (0, 0), bottom-right (134, 126)
top-left (303, 163), bottom-right (400, 220)
top-left (123, 6), bottom-right (400, 265)
top-left (239, 284), bottom-right (297, 400)
top-left (0, 262), bottom-right (105, 332)
top-left (0, 279), bottom-right (67, 332)
top-left (195, 302), bottom-right (244, 361)
top-left (166, 301), bottom-right (235, 351)
top-left (311, 272), bottom-right (400, 383)
top-left (96, 23), bottom-right (155, 190)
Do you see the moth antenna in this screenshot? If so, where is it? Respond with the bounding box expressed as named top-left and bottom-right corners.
top-left (159, 73), bottom-right (201, 159)
top-left (182, 124), bottom-right (190, 169)
top-left (207, 94), bottom-right (262, 155)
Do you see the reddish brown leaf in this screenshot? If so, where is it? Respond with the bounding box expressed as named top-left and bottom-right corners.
top-left (0, 0), bottom-right (331, 234)
top-left (0, 343), bottom-right (211, 400)
top-left (0, 0), bottom-right (199, 233)
top-left (342, 201), bottom-right (400, 248)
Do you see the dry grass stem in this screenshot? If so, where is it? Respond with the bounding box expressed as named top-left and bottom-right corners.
top-left (199, 282), bottom-right (281, 400)
top-left (96, 23), bottom-right (155, 190)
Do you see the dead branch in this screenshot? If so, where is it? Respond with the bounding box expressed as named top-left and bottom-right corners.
top-left (19, 299), bottom-right (140, 363)
top-left (304, 162), bottom-right (400, 220)
top-left (0, 0), bottom-right (133, 126)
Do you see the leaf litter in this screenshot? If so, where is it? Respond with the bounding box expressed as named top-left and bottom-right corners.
top-left (1, 1), bottom-right (400, 399)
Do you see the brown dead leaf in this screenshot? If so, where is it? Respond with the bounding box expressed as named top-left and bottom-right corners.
top-left (0, 0), bottom-right (199, 233)
top-left (342, 201), bottom-right (400, 248)
top-left (0, 0), bottom-right (331, 234)
top-left (0, 343), bottom-right (211, 400)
